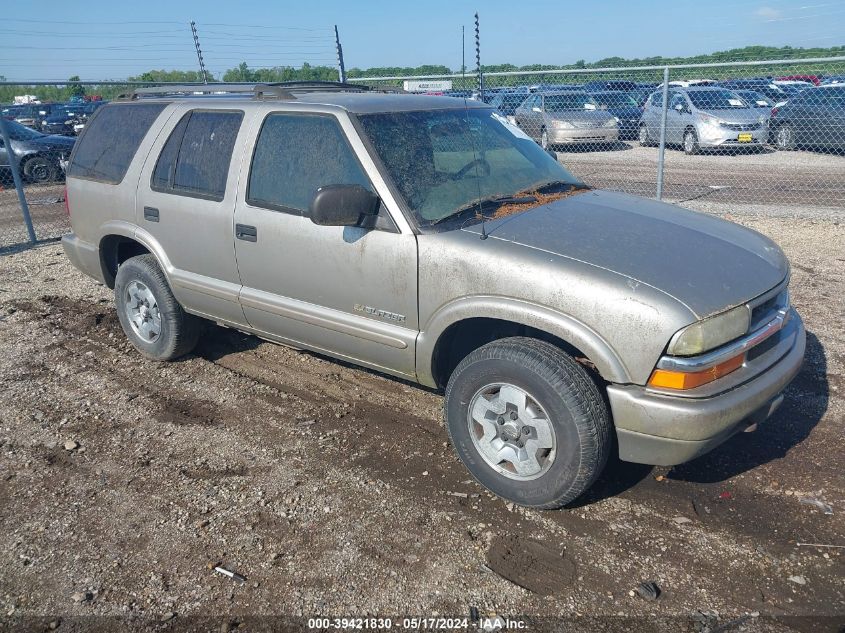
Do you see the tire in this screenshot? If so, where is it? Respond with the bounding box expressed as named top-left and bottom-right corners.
top-left (683, 128), bottom-right (700, 155)
top-left (540, 127), bottom-right (549, 151)
top-left (114, 254), bottom-right (201, 361)
top-left (22, 155), bottom-right (59, 183)
top-left (444, 337), bottom-right (611, 509)
top-left (775, 123), bottom-right (795, 150)
top-left (638, 123), bottom-right (654, 147)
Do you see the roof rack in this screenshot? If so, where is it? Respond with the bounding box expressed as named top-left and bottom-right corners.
top-left (116, 81), bottom-right (374, 101)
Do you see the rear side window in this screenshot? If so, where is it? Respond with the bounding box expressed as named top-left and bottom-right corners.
top-left (152, 110), bottom-right (243, 201)
top-left (68, 103), bottom-right (165, 184)
top-left (247, 113), bottom-right (372, 215)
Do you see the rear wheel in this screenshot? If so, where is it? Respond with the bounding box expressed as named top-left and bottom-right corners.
top-left (775, 123), bottom-right (796, 150)
top-left (683, 128), bottom-right (700, 155)
top-left (444, 337), bottom-right (611, 509)
top-left (114, 254), bottom-right (201, 361)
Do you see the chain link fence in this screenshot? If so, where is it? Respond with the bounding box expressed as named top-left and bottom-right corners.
top-left (2, 60), bottom-right (844, 250)
top-left (350, 56), bottom-right (845, 218)
top-left (0, 81), bottom-right (181, 251)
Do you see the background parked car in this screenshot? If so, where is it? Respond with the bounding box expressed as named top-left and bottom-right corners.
top-left (40, 104), bottom-right (89, 135)
top-left (2, 105), bottom-right (25, 121)
top-left (587, 90), bottom-right (642, 139)
top-left (718, 79), bottom-right (788, 105)
top-left (0, 119), bottom-right (76, 183)
top-left (770, 85), bottom-right (845, 152)
top-left (776, 74), bottom-right (822, 86)
top-left (640, 87), bottom-right (768, 154)
top-left (13, 103), bottom-right (63, 130)
top-left (514, 91), bottom-right (618, 149)
top-left (733, 90), bottom-right (774, 109)
top-left (488, 91), bottom-right (530, 124)
top-left (582, 79), bottom-right (639, 92)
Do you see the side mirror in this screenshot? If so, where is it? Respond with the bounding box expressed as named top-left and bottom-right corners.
top-left (532, 106), bottom-right (542, 113)
top-left (674, 103), bottom-right (685, 113)
top-left (309, 184), bottom-right (380, 227)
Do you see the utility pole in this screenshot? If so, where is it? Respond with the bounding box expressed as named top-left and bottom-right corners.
top-left (190, 21), bottom-right (209, 84)
top-left (334, 25), bottom-right (346, 83)
top-left (474, 12), bottom-right (483, 99)
top-left (461, 25), bottom-right (465, 88)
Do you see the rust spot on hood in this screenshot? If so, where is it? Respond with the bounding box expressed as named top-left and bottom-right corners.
top-left (483, 186), bottom-right (591, 220)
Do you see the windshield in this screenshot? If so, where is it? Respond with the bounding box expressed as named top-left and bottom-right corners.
top-left (544, 93), bottom-right (597, 112)
top-left (2, 119), bottom-right (44, 141)
top-left (688, 90), bottom-right (748, 110)
top-left (357, 107), bottom-right (582, 229)
top-left (590, 92), bottom-right (638, 108)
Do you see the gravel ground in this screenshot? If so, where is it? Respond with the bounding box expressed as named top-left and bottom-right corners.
top-left (0, 212), bottom-right (843, 632)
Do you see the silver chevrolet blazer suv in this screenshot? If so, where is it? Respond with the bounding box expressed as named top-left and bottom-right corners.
top-left (61, 82), bottom-right (805, 508)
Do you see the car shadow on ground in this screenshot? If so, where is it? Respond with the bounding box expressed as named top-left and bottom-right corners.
top-left (668, 329), bottom-right (828, 484)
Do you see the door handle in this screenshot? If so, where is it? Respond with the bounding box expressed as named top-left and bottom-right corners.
top-left (143, 206), bottom-right (159, 222)
top-left (235, 224), bottom-right (257, 242)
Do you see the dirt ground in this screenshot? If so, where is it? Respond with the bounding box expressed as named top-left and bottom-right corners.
top-left (0, 212), bottom-right (843, 632)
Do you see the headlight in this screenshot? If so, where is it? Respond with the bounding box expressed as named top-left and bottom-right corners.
top-left (697, 112), bottom-right (723, 126)
top-left (666, 304), bottom-right (751, 356)
top-left (604, 118), bottom-right (618, 128)
top-left (551, 119), bottom-right (574, 129)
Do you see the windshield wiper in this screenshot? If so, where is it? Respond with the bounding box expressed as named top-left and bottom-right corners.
top-left (429, 194), bottom-right (538, 226)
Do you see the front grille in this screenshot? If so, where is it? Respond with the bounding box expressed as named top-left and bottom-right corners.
top-left (750, 288), bottom-right (788, 331)
top-left (722, 122), bottom-right (762, 131)
top-left (572, 120), bottom-right (602, 129)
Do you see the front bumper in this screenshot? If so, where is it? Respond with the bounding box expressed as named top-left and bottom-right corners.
top-left (698, 124), bottom-right (768, 148)
top-left (609, 310), bottom-right (805, 466)
top-left (549, 127), bottom-right (619, 144)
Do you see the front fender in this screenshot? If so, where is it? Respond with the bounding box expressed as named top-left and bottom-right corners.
top-left (415, 295), bottom-right (631, 388)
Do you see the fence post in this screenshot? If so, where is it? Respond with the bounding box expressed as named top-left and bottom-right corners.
top-left (655, 66), bottom-right (670, 200)
top-left (0, 116), bottom-right (37, 244)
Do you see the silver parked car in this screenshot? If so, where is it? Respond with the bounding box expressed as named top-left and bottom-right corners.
top-left (640, 86), bottom-right (769, 154)
top-left (62, 83), bottom-right (804, 509)
top-left (513, 91), bottom-right (618, 149)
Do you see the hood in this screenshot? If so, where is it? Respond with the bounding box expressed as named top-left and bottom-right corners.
top-left (698, 107), bottom-right (761, 123)
top-left (25, 134), bottom-right (76, 149)
top-left (462, 190), bottom-right (787, 318)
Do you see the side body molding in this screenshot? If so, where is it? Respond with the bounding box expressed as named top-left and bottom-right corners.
top-left (415, 296), bottom-right (631, 388)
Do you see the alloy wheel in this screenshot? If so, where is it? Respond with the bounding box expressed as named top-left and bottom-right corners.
top-left (467, 383), bottom-right (556, 480)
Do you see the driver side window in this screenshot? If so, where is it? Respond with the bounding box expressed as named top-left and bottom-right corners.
top-left (669, 93), bottom-right (686, 111)
top-left (247, 113), bottom-right (374, 216)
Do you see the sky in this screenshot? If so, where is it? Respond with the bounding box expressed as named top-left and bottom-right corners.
top-left (2, 0), bottom-right (844, 81)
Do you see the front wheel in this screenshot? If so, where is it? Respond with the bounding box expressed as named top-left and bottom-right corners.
top-left (114, 254), bottom-right (201, 361)
top-left (22, 155), bottom-right (59, 183)
top-left (540, 127), bottom-right (550, 150)
top-left (683, 128), bottom-right (700, 155)
top-left (638, 123), bottom-right (653, 147)
top-left (444, 337), bottom-right (611, 509)
top-left (775, 123), bottom-right (795, 150)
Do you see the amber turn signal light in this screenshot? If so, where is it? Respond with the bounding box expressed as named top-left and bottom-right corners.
top-left (648, 353), bottom-right (745, 390)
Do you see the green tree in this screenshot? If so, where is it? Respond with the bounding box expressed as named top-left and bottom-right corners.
top-left (68, 75), bottom-right (85, 99)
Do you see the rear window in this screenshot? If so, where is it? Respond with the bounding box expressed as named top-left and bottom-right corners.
top-left (68, 103), bottom-right (165, 184)
top-left (151, 110), bottom-right (243, 201)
